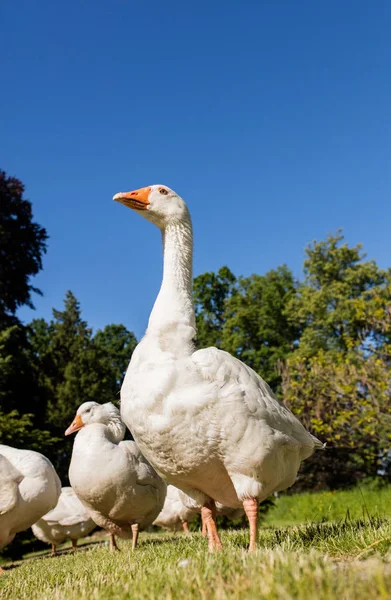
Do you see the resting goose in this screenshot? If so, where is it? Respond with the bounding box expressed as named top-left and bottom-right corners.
top-left (32, 486), bottom-right (96, 556)
top-left (113, 185), bottom-right (323, 551)
top-left (153, 485), bottom-right (197, 532)
top-left (65, 401), bottom-right (166, 551)
top-left (0, 445), bottom-right (61, 566)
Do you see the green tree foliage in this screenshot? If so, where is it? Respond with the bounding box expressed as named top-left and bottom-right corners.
top-left (222, 266), bottom-right (299, 393)
top-left (0, 326), bottom-right (56, 452)
top-left (0, 410), bottom-right (57, 452)
top-left (193, 265), bottom-right (298, 393)
top-left (193, 266), bottom-right (237, 348)
top-left (94, 324), bottom-right (137, 390)
top-left (286, 231), bottom-right (386, 356)
top-left (282, 232), bottom-right (391, 488)
top-left (27, 291), bottom-right (136, 481)
top-left (0, 170), bottom-right (47, 327)
top-left (0, 326), bottom-right (41, 416)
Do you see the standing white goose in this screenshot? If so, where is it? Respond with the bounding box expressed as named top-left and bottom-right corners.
top-left (65, 401), bottom-right (166, 552)
top-left (32, 486), bottom-right (96, 556)
top-left (113, 185), bottom-right (323, 551)
top-left (0, 445), bottom-right (61, 566)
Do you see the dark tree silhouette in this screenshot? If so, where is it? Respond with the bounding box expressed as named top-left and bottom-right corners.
top-left (0, 170), bottom-right (48, 327)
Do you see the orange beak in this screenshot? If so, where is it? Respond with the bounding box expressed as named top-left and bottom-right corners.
top-left (65, 414), bottom-right (84, 436)
top-left (113, 186), bottom-right (151, 210)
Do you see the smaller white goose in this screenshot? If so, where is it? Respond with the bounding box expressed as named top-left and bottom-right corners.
top-left (0, 445), bottom-right (61, 569)
top-left (65, 402), bottom-right (166, 552)
top-left (153, 485), bottom-right (197, 533)
top-left (32, 487), bottom-right (96, 556)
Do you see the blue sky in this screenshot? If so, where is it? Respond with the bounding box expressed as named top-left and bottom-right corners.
top-left (1, 0), bottom-right (390, 339)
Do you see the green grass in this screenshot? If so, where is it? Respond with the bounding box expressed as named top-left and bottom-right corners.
top-left (1, 485), bottom-right (391, 599)
top-left (264, 483), bottom-right (391, 526)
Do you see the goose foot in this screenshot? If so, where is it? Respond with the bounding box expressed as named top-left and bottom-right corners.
top-left (109, 534), bottom-right (120, 552)
top-left (131, 524), bottom-right (139, 551)
top-left (201, 500), bottom-right (222, 552)
top-left (243, 498), bottom-right (258, 552)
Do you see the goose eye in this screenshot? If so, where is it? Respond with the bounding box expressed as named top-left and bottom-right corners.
top-left (159, 188), bottom-right (168, 195)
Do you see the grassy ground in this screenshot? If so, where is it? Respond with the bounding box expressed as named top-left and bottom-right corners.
top-left (1, 485), bottom-right (391, 599)
top-left (264, 482), bottom-right (391, 526)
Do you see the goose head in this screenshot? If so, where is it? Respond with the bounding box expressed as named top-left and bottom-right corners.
top-left (113, 185), bottom-right (189, 228)
top-left (65, 401), bottom-right (126, 442)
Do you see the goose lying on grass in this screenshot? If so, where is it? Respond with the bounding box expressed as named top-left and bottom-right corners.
top-left (65, 401), bottom-right (166, 552)
top-left (32, 486), bottom-right (96, 556)
top-left (114, 184), bottom-right (323, 552)
top-left (0, 445), bottom-right (61, 570)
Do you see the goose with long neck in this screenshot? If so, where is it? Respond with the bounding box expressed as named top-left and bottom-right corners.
top-left (114, 184), bottom-right (323, 551)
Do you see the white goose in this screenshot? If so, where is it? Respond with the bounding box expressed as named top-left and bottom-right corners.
top-left (113, 185), bottom-right (323, 551)
top-left (153, 485), bottom-right (242, 535)
top-left (0, 445), bottom-right (61, 566)
top-left (32, 486), bottom-right (96, 556)
top-left (65, 401), bottom-right (166, 551)
top-left (153, 485), bottom-right (197, 532)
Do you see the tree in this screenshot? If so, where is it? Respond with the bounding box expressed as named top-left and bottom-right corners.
top-left (222, 266), bottom-right (299, 393)
top-left (0, 410), bottom-right (56, 453)
top-left (193, 266), bottom-right (237, 348)
top-left (0, 325), bottom-right (51, 423)
top-left (282, 232), bottom-right (391, 488)
top-left (94, 324), bottom-right (137, 392)
top-left (27, 291), bottom-right (137, 481)
top-left (0, 170), bottom-right (48, 328)
top-left (0, 325), bottom-right (57, 459)
top-left (286, 231), bottom-right (386, 357)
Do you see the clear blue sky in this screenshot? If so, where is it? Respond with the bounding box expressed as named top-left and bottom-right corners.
top-left (1, 0), bottom-right (390, 339)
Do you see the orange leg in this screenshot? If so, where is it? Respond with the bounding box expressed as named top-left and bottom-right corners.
top-left (109, 533), bottom-right (119, 552)
top-left (243, 498), bottom-right (258, 552)
top-left (201, 500), bottom-right (222, 552)
top-left (71, 539), bottom-right (77, 552)
top-left (51, 543), bottom-right (56, 557)
top-left (131, 524), bottom-right (139, 550)
top-left (201, 514), bottom-right (207, 537)
top-left (182, 521), bottom-right (190, 534)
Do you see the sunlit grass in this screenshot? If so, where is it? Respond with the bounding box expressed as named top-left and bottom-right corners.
top-left (1, 520), bottom-right (391, 599)
top-left (2, 484), bottom-right (391, 599)
top-left (263, 483), bottom-right (391, 526)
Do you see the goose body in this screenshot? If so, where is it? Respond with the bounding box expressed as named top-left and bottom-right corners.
top-left (32, 486), bottom-right (96, 554)
top-left (66, 402), bottom-right (166, 550)
top-left (0, 445), bottom-right (61, 551)
top-left (114, 184), bottom-right (323, 550)
top-left (153, 485), bottom-right (197, 532)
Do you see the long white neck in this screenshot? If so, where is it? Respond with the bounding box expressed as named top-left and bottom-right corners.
top-left (146, 215), bottom-right (196, 354)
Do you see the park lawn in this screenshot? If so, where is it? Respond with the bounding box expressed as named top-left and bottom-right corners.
top-left (263, 482), bottom-right (391, 526)
top-left (1, 484), bottom-right (391, 599)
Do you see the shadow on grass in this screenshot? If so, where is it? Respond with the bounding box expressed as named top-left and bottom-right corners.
top-left (1, 539), bottom-right (108, 572)
top-left (269, 516), bottom-right (387, 546)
